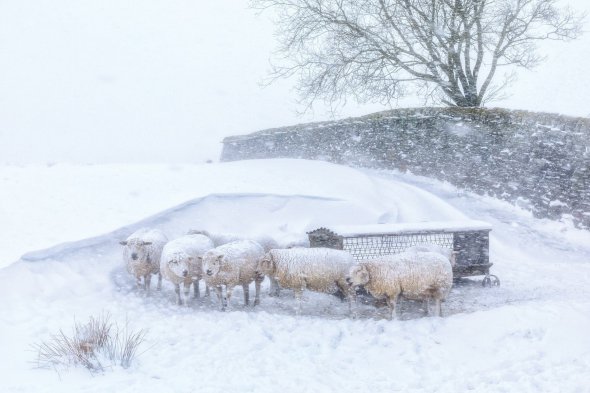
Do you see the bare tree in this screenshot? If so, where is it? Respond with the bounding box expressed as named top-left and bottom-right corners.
top-left (252, 0), bottom-right (584, 108)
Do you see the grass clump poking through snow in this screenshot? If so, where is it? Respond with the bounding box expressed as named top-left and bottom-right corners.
top-left (32, 313), bottom-right (148, 373)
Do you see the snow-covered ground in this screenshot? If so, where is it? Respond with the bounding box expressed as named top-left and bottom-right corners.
top-left (1, 159), bottom-right (589, 392)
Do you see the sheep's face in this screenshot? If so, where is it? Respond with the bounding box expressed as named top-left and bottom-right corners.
top-left (166, 253), bottom-right (192, 278)
top-left (203, 253), bottom-right (223, 277)
top-left (255, 254), bottom-right (274, 277)
top-left (347, 265), bottom-right (369, 287)
top-left (121, 239), bottom-right (152, 262)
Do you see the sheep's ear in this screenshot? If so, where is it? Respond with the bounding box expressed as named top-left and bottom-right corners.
top-left (216, 254), bottom-right (224, 261)
top-left (119, 241), bottom-right (128, 246)
top-left (142, 241), bottom-right (152, 246)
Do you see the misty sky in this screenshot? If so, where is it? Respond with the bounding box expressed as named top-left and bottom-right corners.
top-left (0, 0), bottom-right (588, 164)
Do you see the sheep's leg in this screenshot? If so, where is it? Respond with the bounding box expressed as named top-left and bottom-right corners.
top-left (254, 278), bottom-right (262, 306)
top-left (183, 281), bottom-right (191, 306)
top-left (157, 273), bottom-right (162, 291)
top-left (226, 286), bottom-right (234, 310)
top-left (145, 274), bottom-right (152, 294)
top-left (205, 284), bottom-right (210, 297)
top-left (193, 280), bottom-right (200, 299)
top-left (294, 289), bottom-right (303, 315)
top-left (433, 299), bottom-right (442, 317)
top-left (136, 275), bottom-right (142, 290)
top-left (336, 283), bottom-right (356, 318)
top-left (297, 280), bottom-right (308, 315)
top-left (269, 277), bottom-right (280, 297)
top-left (214, 286), bottom-right (225, 310)
top-left (174, 284), bottom-right (182, 305)
top-left (294, 279), bottom-right (306, 315)
top-left (346, 286), bottom-right (357, 318)
top-left (386, 295), bottom-right (398, 320)
top-left (242, 284), bottom-right (250, 306)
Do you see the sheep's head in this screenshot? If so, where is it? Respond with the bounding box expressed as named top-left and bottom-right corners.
top-left (120, 239), bottom-right (152, 261)
top-left (255, 253), bottom-right (275, 278)
top-left (346, 264), bottom-right (369, 287)
top-left (165, 252), bottom-right (191, 278)
top-left (203, 251), bottom-right (223, 277)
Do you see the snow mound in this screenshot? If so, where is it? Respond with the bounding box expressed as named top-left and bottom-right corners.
top-left (0, 159), bottom-right (466, 266)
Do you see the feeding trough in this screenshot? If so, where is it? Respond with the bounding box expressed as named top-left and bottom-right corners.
top-left (308, 220), bottom-right (500, 286)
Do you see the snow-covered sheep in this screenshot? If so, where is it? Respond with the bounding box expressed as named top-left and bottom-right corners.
top-left (404, 243), bottom-right (458, 267)
top-left (202, 240), bottom-right (266, 310)
top-left (160, 234), bottom-right (215, 305)
top-left (187, 229), bottom-right (279, 252)
top-left (120, 228), bottom-right (168, 292)
top-left (346, 251), bottom-right (453, 319)
top-left (255, 247), bottom-right (356, 315)
top-left (188, 230), bottom-right (282, 297)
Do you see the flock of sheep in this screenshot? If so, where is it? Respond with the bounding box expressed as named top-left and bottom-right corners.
top-left (120, 228), bottom-right (456, 319)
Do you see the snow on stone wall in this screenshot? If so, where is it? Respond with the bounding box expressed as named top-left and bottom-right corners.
top-left (221, 107), bottom-right (590, 229)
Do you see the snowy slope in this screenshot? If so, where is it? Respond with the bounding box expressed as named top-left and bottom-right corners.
top-left (1, 159), bottom-right (590, 392)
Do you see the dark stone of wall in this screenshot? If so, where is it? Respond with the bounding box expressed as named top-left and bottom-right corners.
top-left (221, 107), bottom-right (590, 229)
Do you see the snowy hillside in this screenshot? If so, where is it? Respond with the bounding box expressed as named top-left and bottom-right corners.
top-left (1, 159), bottom-right (589, 392)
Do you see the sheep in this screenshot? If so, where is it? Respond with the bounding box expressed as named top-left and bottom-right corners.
top-left (186, 229), bottom-right (279, 252)
top-left (202, 240), bottom-right (266, 310)
top-left (404, 243), bottom-right (458, 267)
top-left (255, 247), bottom-right (356, 315)
top-left (160, 234), bottom-right (215, 305)
top-left (188, 230), bottom-right (284, 296)
top-left (346, 251), bottom-right (453, 320)
top-left (120, 228), bottom-right (168, 293)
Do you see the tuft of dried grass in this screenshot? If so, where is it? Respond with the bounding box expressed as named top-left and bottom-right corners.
top-left (32, 313), bottom-right (148, 373)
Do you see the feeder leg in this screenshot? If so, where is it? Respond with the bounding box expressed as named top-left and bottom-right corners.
top-left (482, 274), bottom-right (501, 287)
top-left (490, 275), bottom-right (501, 286)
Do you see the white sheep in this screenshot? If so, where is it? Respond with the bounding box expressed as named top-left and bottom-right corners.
top-left (160, 234), bottom-right (215, 305)
top-left (404, 243), bottom-right (458, 267)
top-left (346, 251), bottom-right (453, 319)
top-left (120, 228), bottom-right (168, 292)
top-left (188, 230), bottom-right (283, 296)
top-left (187, 229), bottom-right (279, 252)
top-left (202, 240), bottom-right (266, 310)
top-left (255, 247), bottom-right (356, 315)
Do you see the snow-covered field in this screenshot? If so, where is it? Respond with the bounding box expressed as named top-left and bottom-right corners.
top-left (1, 159), bottom-right (590, 392)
